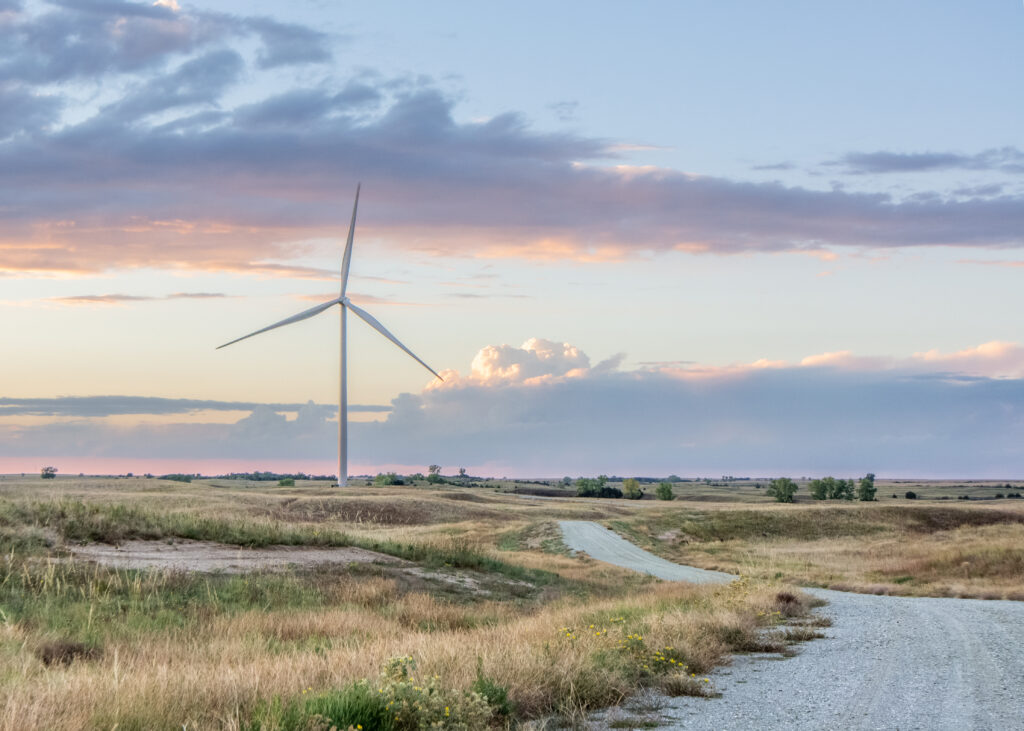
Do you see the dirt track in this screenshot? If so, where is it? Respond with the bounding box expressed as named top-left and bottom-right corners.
top-left (71, 539), bottom-right (401, 572)
top-left (560, 520), bottom-right (1024, 731)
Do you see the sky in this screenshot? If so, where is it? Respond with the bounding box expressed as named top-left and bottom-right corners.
top-left (2, 0), bottom-right (1024, 478)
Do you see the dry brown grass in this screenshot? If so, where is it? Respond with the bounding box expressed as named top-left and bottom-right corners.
top-left (619, 501), bottom-right (1024, 600)
top-left (0, 574), bottom-right (810, 730)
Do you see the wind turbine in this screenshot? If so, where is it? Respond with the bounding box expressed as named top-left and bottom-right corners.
top-left (217, 185), bottom-right (443, 486)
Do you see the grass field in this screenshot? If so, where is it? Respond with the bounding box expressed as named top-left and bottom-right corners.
top-left (0, 473), bottom-right (1019, 728)
top-left (0, 475), bottom-right (824, 730)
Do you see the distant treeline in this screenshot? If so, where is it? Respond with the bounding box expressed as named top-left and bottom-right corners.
top-left (213, 471), bottom-right (335, 482)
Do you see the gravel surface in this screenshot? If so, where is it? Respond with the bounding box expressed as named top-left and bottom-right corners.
top-left (560, 520), bottom-right (1024, 730)
top-left (559, 520), bottom-right (733, 583)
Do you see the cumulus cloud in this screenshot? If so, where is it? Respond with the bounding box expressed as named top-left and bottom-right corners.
top-left (433, 338), bottom-right (591, 387)
top-left (5, 340), bottom-right (1024, 477)
top-left (359, 340), bottom-right (1024, 476)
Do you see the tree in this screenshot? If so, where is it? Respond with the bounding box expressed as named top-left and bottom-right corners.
top-left (40, 466), bottom-right (57, 480)
top-left (857, 473), bottom-right (877, 501)
top-left (905, 491), bottom-right (917, 500)
top-left (427, 465), bottom-right (443, 484)
top-left (809, 476), bottom-right (854, 500)
top-left (458, 467), bottom-right (467, 478)
top-left (622, 478), bottom-right (643, 500)
top-left (575, 475), bottom-right (620, 498)
top-left (575, 475), bottom-right (604, 497)
top-left (767, 477), bottom-right (798, 503)
top-left (834, 478), bottom-right (855, 501)
top-left (655, 481), bottom-right (675, 501)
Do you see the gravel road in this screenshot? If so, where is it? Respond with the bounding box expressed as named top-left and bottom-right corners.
top-left (559, 520), bottom-right (1024, 731)
top-left (559, 520), bottom-right (733, 583)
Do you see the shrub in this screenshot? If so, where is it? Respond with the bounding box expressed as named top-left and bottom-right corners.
top-left (373, 472), bottom-right (404, 486)
top-left (655, 482), bottom-right (675, 501)
top-left (766, 477), bottom-right (798, 503)
top-left (40, 466), bottom-right (57, 480)
top-left (905, 491), bottom-right (917, 500)
top-left (622, 478), bottom-right (643, 500)
top-left (277, 478), bottom-right (295, 486)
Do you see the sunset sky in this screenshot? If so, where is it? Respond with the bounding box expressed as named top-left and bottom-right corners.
top-left (2, 0), bottom-right (1024, 478)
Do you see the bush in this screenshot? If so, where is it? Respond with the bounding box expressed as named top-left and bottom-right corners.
top-left (766, 477), bottom-right (798, 503)
top-left (905, 491), bottom-right (917, 500)
top-left (40, 466), bottom-right (57, 480)
top-left (373, 472), bottom-right (404, 486)
top-left (160, 474), bottom-right (193, 483)
top-left (622, 478), bottom-right (643, 500)
top-left (277, 478), bottom-right (295, 486)
top-left (655, 482), bottom-right (675, 501)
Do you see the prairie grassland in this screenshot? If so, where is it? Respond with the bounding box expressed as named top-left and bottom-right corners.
top-left (0, 477), bottom-right (818, 730)
top-left (614, 501), bottom-right (1024, 599)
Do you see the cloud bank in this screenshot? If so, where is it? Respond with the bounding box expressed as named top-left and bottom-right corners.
top-left (3, 2), bottom-right (1024, 278)
top-left (4, 340), bottom-right (1024, 477)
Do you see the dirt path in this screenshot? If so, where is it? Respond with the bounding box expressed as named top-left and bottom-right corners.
top-left (559, 520), bottom-right (1024, 730)
top-left (71, 540), bottom-right (402, 572)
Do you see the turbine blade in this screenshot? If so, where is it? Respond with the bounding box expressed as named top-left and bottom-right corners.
top-left (217, 297), bottom-right (342, 349)
top-left (340, 183), bottom-right (360, 297)
top-left (345, 299), bottom-right (444, 381)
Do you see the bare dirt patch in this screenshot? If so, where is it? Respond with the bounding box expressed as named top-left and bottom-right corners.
top-left (71, 539), bottom-right (404, 573)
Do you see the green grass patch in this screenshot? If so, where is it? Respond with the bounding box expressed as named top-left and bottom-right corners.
top-left (0, 558), bottom-right (332, 644)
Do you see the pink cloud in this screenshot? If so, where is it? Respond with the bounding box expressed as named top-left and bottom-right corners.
top-left (430, 338), bottom-right (592, 388)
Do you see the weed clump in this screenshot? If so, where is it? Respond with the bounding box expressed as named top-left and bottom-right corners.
top-left (35, 640), bottom-right (101, 666)
top-left (249, 656), bottom-right (491, 731)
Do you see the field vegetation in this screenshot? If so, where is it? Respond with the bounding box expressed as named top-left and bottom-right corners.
top-left (612, 501), bottom-right (1024, 600)
top-left (0, 475), bottom-right (823, 730)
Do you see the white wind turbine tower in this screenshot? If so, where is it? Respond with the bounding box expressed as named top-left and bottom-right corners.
top-left (217, 185), bottom-right (443, 486)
